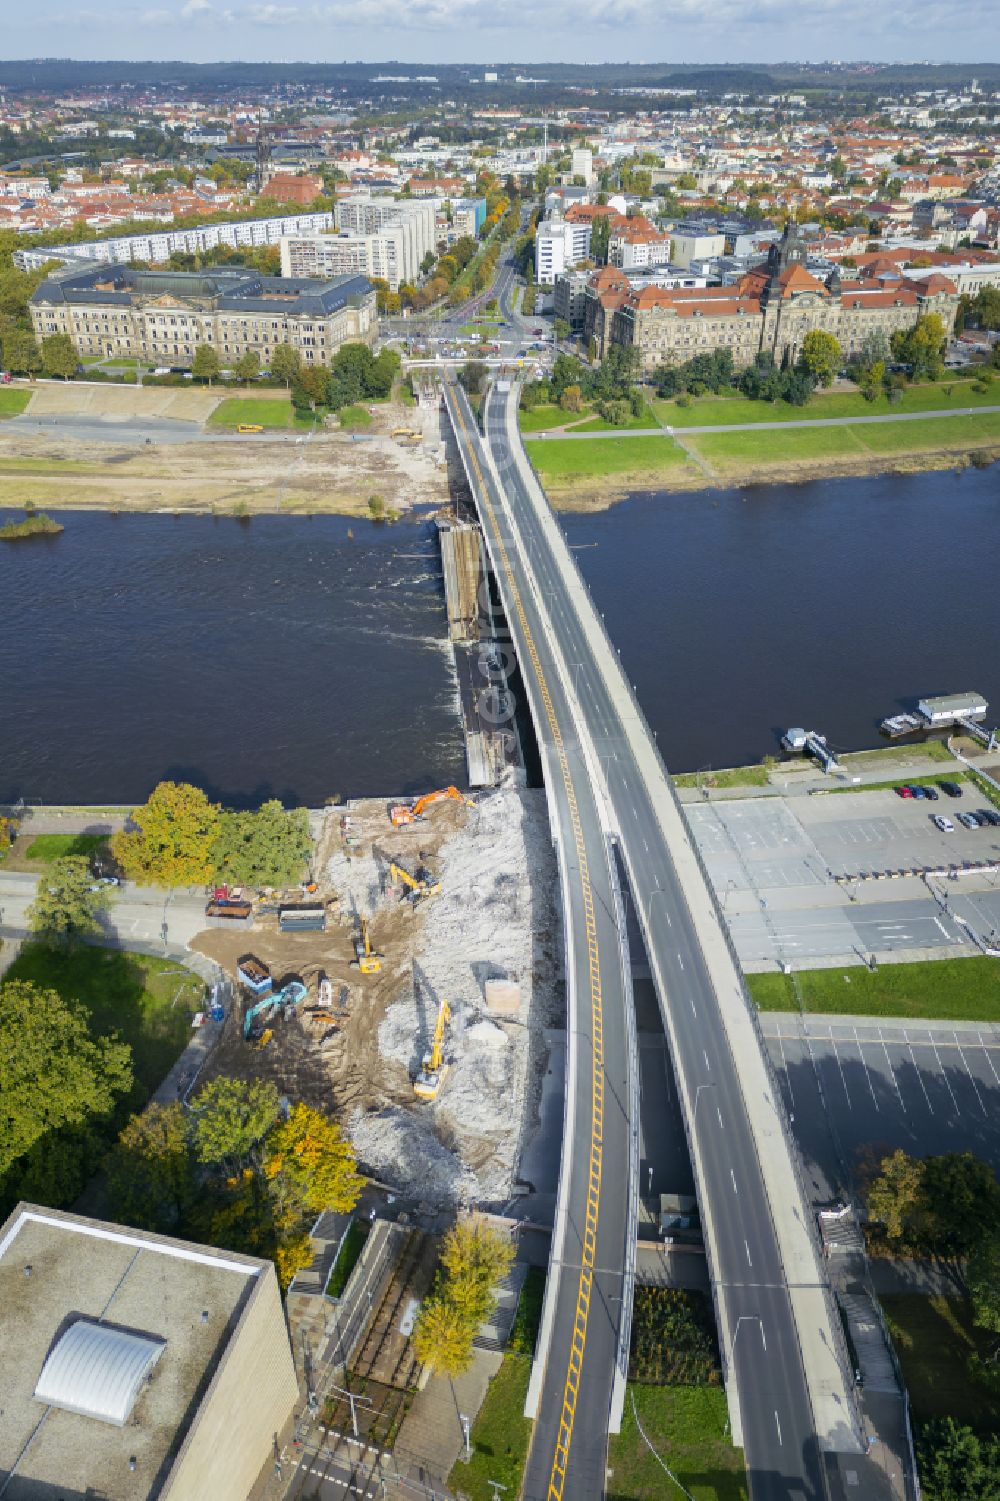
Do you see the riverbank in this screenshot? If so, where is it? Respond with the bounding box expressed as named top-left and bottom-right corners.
top-left (528, 423), bottom-right (1000, 510)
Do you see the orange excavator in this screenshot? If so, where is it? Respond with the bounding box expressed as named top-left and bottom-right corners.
top-left (389, 786), bottom-right (474, 828)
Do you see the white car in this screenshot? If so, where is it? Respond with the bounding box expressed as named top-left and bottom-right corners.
top-left (932, 814), bottom-right (955, 833)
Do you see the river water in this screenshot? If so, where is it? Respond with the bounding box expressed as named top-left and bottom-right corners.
top-left (2, 466), bottom-right (998, 806)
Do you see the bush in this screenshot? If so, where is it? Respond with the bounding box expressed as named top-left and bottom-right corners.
top-left (629, 1287), bottom-right (720, 1386)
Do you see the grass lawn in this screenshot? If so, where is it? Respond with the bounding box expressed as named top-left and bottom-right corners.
top-left (325, 1220), bottom-right (370, 1298)
top-left (674, 765), bottom-right (769, 789)
top-left (459, 322), bottom-right (500, 337)
top-left (691, 424), bottom-right (868, 467)
top-left (882, 1295), bottom-right (1000, 1435)
top-left (509, 1266), bottom-right (546, 1355)
top-left (519, 403), bottom-right (586, 432)
top-left (823, 771), bottom-right (967, 794)
top-left (25, 833), bottom-right (108, 863)
top-left (4, 943), bottom-right (204, 1101)
top-left (652, 380), bottom-right (1000, 429)
top-left (608, 1385), bottom-right (747, 1501)
top-left (747, 956), bottom-right (1000, 1023)
top-left (0, 388), bottom-right (31, 419)
top-left (851, 409), bottom-right (1000, 453)
top-left (208, 396), bottom-right (297, 429)
top-left (448, 1353), bottom-right (532, 1501)
top-left (526, 434), bottom-right (688, 481)
top-left (336, 404), bottom-right (373, 429)
top-left (574, 403), bottom-right (661, 432)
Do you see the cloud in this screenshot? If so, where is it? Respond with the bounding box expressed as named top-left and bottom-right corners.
top-left (180, 0), bottom-right (213, 15)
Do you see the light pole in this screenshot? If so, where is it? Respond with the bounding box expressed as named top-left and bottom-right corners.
top-left (487, 1482), bottom-right (508, 1501)
top-left (327, 1382), bottom-right (373, 1440)
top-left (460, 1412), bottom-right (471, 1461)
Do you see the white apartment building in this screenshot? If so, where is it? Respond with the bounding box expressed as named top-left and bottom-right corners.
top-left (280, 223), bottom-right (419, 291)
top-left (670, 230), bottom-right (727, 270)
top-left (13, 211), bottom-right (336, 272)
top-left (607, 226), bottom-right (673, 272)
top-left (535, 215), bottom-right (593, 284)
top-left (571, 148), bottom-right (594, 185)
top-left (334, 195), bottom-right (436, 272)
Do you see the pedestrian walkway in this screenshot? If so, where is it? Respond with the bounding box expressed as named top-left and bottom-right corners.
top-left (394, 1350), bottom-right (502, 1481)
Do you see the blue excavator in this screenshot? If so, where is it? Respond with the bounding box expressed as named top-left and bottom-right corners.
top-left (243, 979), bottom-right (307, 1040)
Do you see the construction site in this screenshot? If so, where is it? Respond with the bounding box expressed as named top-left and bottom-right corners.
top-left (192, 780), bottom-right (562, 1215)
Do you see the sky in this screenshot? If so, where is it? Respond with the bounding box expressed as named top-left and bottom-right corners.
top-left (2, 0), bottom-right (999, 67)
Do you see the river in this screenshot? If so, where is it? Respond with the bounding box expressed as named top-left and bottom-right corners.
top-left (2, 466), bottom-right (998, 806)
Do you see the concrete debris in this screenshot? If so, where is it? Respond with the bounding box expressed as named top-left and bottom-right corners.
top-left (350, 1105), bottom-right (480, 1209)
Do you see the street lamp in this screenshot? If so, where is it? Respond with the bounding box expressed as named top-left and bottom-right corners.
top-left (327, 1383), bottom-right (373, 1440)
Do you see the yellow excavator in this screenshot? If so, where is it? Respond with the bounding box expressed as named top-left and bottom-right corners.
top-left (351, 915), bottom-right (382, 974)
top-left (414, 998), bottom-right (451, 1101)
top-left (388, 859), bottom-right (442, 904)
top-left (389, 786), bottom-right (474, 828)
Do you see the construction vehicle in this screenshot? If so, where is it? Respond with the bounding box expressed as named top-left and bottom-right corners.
top-left (237, 956), bottom-right (272, 995)
top-left (351, 916), bottom-right (382, 974)
top-left (243, 979), bottom-right (307, 1039)
top-left (388, 859), bottom-right (442, 905)
top-left (414, 998), bottom-right (451, 1101)
top-left (253, 1028), bottom-right (273, 1050)
top-left (389, 786), bottom-right (474, 827)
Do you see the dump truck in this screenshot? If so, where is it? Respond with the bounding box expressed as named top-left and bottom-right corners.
top-left (205, 897), bottom-right (254, 926)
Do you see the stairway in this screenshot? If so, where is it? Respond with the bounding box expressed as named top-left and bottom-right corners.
top-left (839, 1293), bottom-right (898, 1394)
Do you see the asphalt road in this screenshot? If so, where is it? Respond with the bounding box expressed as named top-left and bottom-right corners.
top-left (481, 381), bottom-right (879, 1500)
top-left (0, 870), bottom-right (211, 952)
top-left (445, 382), bottom-right (635, 1501)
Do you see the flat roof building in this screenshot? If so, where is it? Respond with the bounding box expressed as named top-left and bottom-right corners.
top-left (0, 1203), bottom-right (299, 1501)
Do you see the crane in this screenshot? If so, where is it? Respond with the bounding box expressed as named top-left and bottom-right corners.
top-left (351, 915), bottom-right (382, 974)
top-left (413, 998), bottom-right (452, 1101)
top-left (389, 786), bottom-right (474, 827)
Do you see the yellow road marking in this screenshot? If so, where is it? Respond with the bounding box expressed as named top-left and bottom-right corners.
top-left (448, 388), bottom-right (603, 1501)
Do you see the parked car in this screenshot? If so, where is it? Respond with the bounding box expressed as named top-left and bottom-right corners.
top-left (958, 811), bottom-right (981, 829)
top-left (895, 785), bottom-right (915, 799)
top-left (938, 781), bottom-right (964, 798)
top-left (977, 808), bottom-right (1000, 827)
top-left (922, 786), bottom-right (939, 801)
top-left (933, 814), bottom-right (955, 832)
top-left (910, 785), bottom-right (929, 799)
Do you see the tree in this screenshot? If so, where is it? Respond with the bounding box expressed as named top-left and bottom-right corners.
top-left (590, 216), bottom-right (611, 266)
top-left (3, 327), bottom-right (42, 376)
top-left (458, 360), bottom-right (488, 396)
top-left (27, 855), bottom-right (110, 945)
top-left (292, 364), bottom-right (329, 412)
top-left (799, 330), bottom-right (842, 387)
top-left (233, 349), bottom-right (260, 383)
top-left (112, 780), bottom-right (221, 888)
top-left (559, 383), bottom-right (583, 413)
top-left (106, 1103), bottom-right (196, 1233)
top-left (191, 344), bottom-right (221, 385)
top-left (263, 1103), bottom-right (363, 1216)
top-left (866, 1149), bottom-right (925, 1243)
top-left (40, 332), bottom-right (78, 379)
top-left (553, 317), bottom-right (571, 342)
top-left (891, 313), bottom-right (947, 381)
top-left (270, 342), bottom-right (300, 387)
top-left (190, 1077), bottom-right (282, 1172)
top-left (211, 801), bottom-right (310, 888)
top-left (917, 1419), bottom-right (1000, 1501)
top-left (0, 978), bottom-right (132, 1177)
top-left (968, 1230), bottom-right (1000, 1334)
top-left (922, 1152), bottom-right (1000, 1260)
top-left (412, 1293), bottom-right (477, 1377)
top-left (439, 1222), bottom-right (514, 1324)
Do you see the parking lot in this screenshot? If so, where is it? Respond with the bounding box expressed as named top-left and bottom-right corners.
top-left (761, 1014), bottom-right (1000, 1202)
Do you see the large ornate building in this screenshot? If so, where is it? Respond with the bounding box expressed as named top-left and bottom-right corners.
top-left (30, 261), bottom-right (377, 369)
top-left (607, 225), bottom-right (960, 373)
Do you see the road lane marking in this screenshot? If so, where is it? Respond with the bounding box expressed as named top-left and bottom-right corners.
top-left (877, 1027), bottom-right (906, 1114)
top-left (979, 1033), bottom-right (1000, 1089)
top-left (933, 916), bottom-right (951, 938)
top-left (775, 1410), bottom-right (783, 1446)
top-left (744, 1239), bottom-right (753, 1268)
top-left (730, 1170), bottom-right (738, 1194)
top-left (449, 388), bottom-right (604, 1501)
top-left (952, 1029), bottom-right (988, 1117)
top-left (902, 1029), bottom-right (935, 1116)
top-left (717, 1106), bottom-right (724, 1129)
top-left (677, 953), bottom-right (685, 970)
top-left (927, 1028), bottom-right (961, 1116)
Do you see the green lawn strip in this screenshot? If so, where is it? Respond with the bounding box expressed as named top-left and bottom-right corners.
top-left (839, 741), bottom-right (955, 768)
top-left (652, 382), bottom-right (1000, 429)
top-left (207, 396), bottom-right (295, 429)
top-left (851, 409), bottom-right (1000, 453)
top-left (823, 771), bottom-right (966, 794)
top-left (5, 943), bottom-right (203, 1100)
top-left (25, 833), bottom-right (108, 863)
top-left (607, 1385), bottom-right (747, 1501)
top-left (969, 771), bottom-right (1000, 812)
top-left (324, 1220), bottom-right (371, 1299)
top-left (747, 956), bottom-right (1000, 1022)
top-left (336, 404), bottom-right (373, 429)
top-left (881, 1294), bottom-right (1000, 1434)
top-left (573, 404), bottom-right (661, 432)
top-left (674, 765), bottom-right (769, 789)
top-left (690, 424), bottom-right (868, 467)
top-left (448, 1353), bottom-right (532, 1501)
top-left (0, 388), bottom-right (32, 418)
top-left (508, 1266), bottom-right (546, 1355)
top-left (519, 403), bottom-right (588, 433)
top-left (525, 434), bottom-right (687, 480)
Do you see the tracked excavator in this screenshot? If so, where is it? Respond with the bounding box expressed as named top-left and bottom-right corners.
top-left (413, 998), bottom-right (452, 1101)
top-left (389, 786), bottom-right (474, 827)
top-left (351, 915), bottom-right (382, 974)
